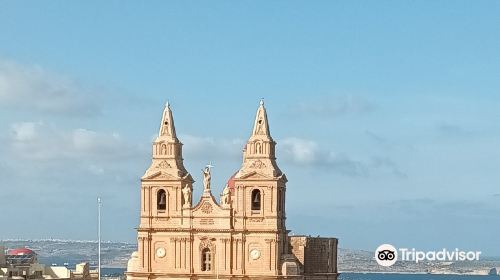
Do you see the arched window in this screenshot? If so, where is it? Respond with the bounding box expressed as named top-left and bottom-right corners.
top-left (251, 189), bottom-right (261, 211)
top-left (157, 189), bottom-right (166, 210)
top-left (201, 248), bottom-right (211, 271)
top-left (160, 144), bottom-right (167, 155)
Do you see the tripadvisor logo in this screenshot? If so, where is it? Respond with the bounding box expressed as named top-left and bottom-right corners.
top-left (375, 244), bottom-right (482, 267)
top-left (375, 244), bottom-right (397, 267)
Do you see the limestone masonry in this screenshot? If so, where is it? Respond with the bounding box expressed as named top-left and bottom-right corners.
top-left (126, 101), bottom-right (338, 279)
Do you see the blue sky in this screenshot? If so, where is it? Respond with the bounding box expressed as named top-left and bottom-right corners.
top-left (0, 1), bottom-right (499, 256)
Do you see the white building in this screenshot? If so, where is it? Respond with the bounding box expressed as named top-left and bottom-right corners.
top-left (0, 247), bottom-right (97, 280)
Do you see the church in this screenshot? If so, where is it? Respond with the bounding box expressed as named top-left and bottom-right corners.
top-left (126, 101), bottom-right (338, 280)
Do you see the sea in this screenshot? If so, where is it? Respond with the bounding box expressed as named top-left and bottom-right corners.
top-left (339, 273), bottom-right (499, 280)
top-left (67, 267), bottom-right (500, 279)
top-left (99, 269), bottom-right (498, 279)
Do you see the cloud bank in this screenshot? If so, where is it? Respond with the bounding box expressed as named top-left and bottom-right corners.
top-left (0, 59), bottom-right (99, 115)
top-left (8, 121), bottom-right (141, 161)
top-left (280, 137), bottom-right (406, 178)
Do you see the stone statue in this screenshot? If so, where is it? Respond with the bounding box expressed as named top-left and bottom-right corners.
top-left (182, 185), bottom-right (192, 207)
top-left (220, 184), bottom-right (231, 207)
top-left (202, 165), bottom-right (212, 191)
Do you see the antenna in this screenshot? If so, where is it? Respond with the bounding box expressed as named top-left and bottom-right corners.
top-left (97, 197), bottom-right (101, 280)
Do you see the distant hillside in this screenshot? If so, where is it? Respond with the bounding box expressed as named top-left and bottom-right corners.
top-left (338, 248), bottom-right (500, 275)
top-left (0, 239), bottom-right (135, 268)
top-left (1, 239), bottom-right (499, 275)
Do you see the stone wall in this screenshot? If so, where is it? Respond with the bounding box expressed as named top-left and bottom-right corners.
top-left (289, 236), bottom-right (338, 275)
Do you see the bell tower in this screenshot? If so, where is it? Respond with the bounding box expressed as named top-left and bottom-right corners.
top-left (134, 103), bottom-right (194, 274)
top-left (233, 100), bottom-right (286, 222)
top-left (140, 102), bottom-right (194, 226)
top-left (231, 100), bottom-right (288, 276)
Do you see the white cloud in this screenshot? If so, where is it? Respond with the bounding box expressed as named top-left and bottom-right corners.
top-left (11, 122), bottom-right (38, 141)
top-left (8, 121), bottom-right (140, 161)
top-left (0, 59), bottom-right (99, 115)
top-left (279, 137), bottom-right (405, 178)
top-left (178, 135), bottom-right (388, 178)
top-left (280, 137), bottom-right (319, 164)
top-left (72, 128), bottom-right (121, 154)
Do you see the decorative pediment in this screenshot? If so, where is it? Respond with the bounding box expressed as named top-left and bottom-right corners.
top-left (191, 193), bottom-right (231, 217)
top-left (200, 202), bottom-right (214, 214)
top-left (141, 170), bottom-right (176, 180)
top-left (142, 159), bottom-right (174, 178)
top-left (141, 159), bottom-right (193, 181)
top-left (156, 160), bottom-right (172, 169)
top-left (146, 159), bottom-right (173, 173)
top-left (192, 195), bottom-right (221, 214)
top-left (190, 194), bottom-right (232, 229)
top-left (237, 171), bottom-right (273, 180)
top-left (249, 159), bottom-right (266, 169)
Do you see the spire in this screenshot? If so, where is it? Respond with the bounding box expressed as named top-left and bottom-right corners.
top-left (158, 101), bottom-right (177, 140)
top-left (251, 99), bottom-right (272, 140)
top-left (236, 100), bottom-right (282, 178)
top-left (143, 102), bottom-right (190, 180)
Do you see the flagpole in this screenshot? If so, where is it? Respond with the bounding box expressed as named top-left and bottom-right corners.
top-left (98, 197), bottom-right (101, 280)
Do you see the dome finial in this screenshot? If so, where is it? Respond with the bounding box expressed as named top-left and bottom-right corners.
top-left (260, 98), bottom-right (264, 106)
top-left (166, 101), bottom-right (170, 108)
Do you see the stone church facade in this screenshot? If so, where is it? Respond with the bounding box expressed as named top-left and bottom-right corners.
top-left (126, 101), bottom-right (338, 280)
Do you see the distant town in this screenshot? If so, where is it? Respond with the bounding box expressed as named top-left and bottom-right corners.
top-left (1, 239), bottom-right (499, 278)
